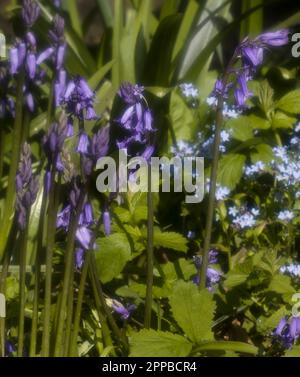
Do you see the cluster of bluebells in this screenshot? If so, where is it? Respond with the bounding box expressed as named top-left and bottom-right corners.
top-left (212, 30), bottom-right (289, 108)
top-left (193, 250), bottom-right (221, 290)
top-left (278, 210), bottom-right (294, 222)
top-left (274, 316), bottom-right (300, 349)
top-left (116, 82), bottom-right (155, 156)
top-left (228, 206), bottom-right (259, 229)
top-left (280, 264), bottom-right (300, 278)
top-left (9, 0), bottom-right (51, 111)
top-left (15, 143), bottom-right (39, 230)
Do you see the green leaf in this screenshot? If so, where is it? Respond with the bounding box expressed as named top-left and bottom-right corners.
top-left (170, 281), bottom-right (215, 343)
top-left (217, 154), bottom-right (246, 190)
top-left (112, 0), bottom-right (123, 89)
top-left (95, 233), bottom-right (131, 283)
top-left (276, 90), bottom-right (300, 114)
top-left (272, 111), bottom-right (296, 129)
top-left (66, 0), bottom-right (82, 37)
top-left (194, 340), bottom-right (258, 355)
top-left (268, 274), bottom-right (296, 295)
top-left (153, 229), bottom-right (188, 253)
top-left (169, 91), bottom-right (195, 141)
top-left (226, 116), bottom-right (253, 142)
top-left (225, 258), bottom-right (253, 289)
top-left (88, 60), bottom-right (115, 90)
top-left (257, 307), bottom-right (289, 334)
top-left (130, 329), bottom-right (192, 357)
top-left (251, 144), bottom-right (274, 164)
top-left (96, 0), bottom-right (113, 28)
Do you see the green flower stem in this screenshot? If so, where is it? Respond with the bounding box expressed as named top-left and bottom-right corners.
top-left (64, 263), bottom-right (74, 356)
top-left (54, 189), bottom-right (87, 357)
top-left (69, 251), bottom-right (90, 356)
top-left (0, 71), bottom-right (24, 260)
top-left (41, 171), bottom-right (60, 356)
top-left (199, 95), bottom-right (224, 290)
top-left (88, 263), bottom-right (114, 353)
top-left (144, 164), bottom-right (154, 328)
top-left (17, 222), bottom-right (29, 357)
top-left (29, 188), bottom-right (47, 357)
top-left (89, 252), bottom-right (128, 352)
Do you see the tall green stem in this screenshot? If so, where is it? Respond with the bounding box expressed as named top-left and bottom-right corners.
top-left (199, 96), bottom-right (224, 290)
top-left (41, 171), bottom-right (59, 356)
top-left (144, 164), bottom-right (154, 328)
top-left (69, 251), bottom-right (90, 356)
top-left (30, 188), bottom-right (47, 357)
top-left (17, 224), bottom-right (29, 357)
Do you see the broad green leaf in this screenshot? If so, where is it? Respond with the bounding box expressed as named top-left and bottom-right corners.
top-left (217, 154), bottom-right (246, 190)
top-left (95, 233), bottom-right (131, 283)
top-left (276, 90), bottom-right (300, 114)
top-left (169, 91), bottom-right (195, 141)
top-left (248, 114), bottom-right (270, 130)
top-left (225, 258), bottom-right (253, 289)
top-left (268, 274), bottom-right (296, 295)
top-left (226, 116), bottom-right (253, 142)
top-left (251, 144), bottom-right (274, 164)
top-left (153, 229), bottom-right (188, 253)
top-left (272, 111), bottom-right (296, 129)
top-left (170, 281), bottom-right (215, 343)
top-left (194, 340), bottom-right (258, 355)
top-left (130, 329), bottom-right (192, 357)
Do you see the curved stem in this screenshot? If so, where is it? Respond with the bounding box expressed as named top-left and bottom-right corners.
top-left (41, 171), bottom-right (60, 356)
top-left (199, 96), bottom-right (224, 290)
top-left (144, 164), bottom-right (154, 327)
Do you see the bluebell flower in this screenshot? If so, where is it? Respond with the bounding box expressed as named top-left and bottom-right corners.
top-left (116, 82), bottom-right (155, 155)
top-left (110, 299), bottom-right (136, 320)
top-left (15, 143), bottom-right (39, 230)
top-left (274, 316), bottom-right (300, 349)
top-left (192, 250), bottom-right (221, 290)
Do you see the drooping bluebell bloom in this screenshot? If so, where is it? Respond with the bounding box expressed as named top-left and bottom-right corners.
top-left (274, 316), bottom-right (300, 349)
top-left (111, 299), bottom-right (136, 320)
top-left (212, 30), bottom-right (289, 108)
top-left (62, 77), bottom-right (97, 121)
top-left (117, 82), bottom-right (155, 152)
top-left (193, 250), bottom-right (221, 289)
top-left (15, 143), bottom-right (39, 230)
